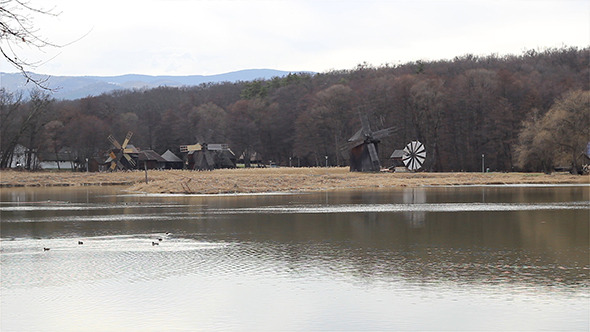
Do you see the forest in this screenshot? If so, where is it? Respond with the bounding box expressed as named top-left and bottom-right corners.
top-left (1, 46), bottom-right (588, 172)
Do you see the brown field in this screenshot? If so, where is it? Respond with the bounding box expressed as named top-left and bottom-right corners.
top-left (0, 168), bottom-right (588, 194)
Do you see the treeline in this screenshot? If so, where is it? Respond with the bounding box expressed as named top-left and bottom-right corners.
top-left (1, 46), bottom-right (588, 171)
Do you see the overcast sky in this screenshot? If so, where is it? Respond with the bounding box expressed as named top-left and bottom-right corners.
top-left (1, 0), bottom-right (588, 76)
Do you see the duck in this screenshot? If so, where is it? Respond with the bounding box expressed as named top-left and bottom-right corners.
top-left (152, 241), bottom-right (159, 246)
top-left (78, 241), bottom-right (84, 245)
top-left (43, 247), bottom-right (50, 251)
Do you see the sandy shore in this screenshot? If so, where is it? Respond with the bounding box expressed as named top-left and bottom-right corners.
top-left (1, 168), bottom-right (588, 194)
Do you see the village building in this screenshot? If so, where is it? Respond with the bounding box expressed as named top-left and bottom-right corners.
top-left (38, 147), bottom-right (79, 170)
top-left (161, 150), bottom-right (183, 169)
top-left (137, 150), bottom-right (167, 170)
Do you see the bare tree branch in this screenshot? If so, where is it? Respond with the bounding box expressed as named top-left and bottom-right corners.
top-left (0, 0), bottom-right (61, 90)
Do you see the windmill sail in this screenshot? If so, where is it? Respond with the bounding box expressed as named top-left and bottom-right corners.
top-left (402, 141), bottom-right (426, 171)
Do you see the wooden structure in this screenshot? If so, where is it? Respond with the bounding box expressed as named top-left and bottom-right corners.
top-left (137, 150), bottom-right (166, 169)
top-left (161, 150), bottom-right (183, 169)
top-left (389, 149), bottom-right (406, 171)
top-left (389, 141), bottom-right (427, 172)
top-left (107, 132), bottom-right (138, 171)
top-left (343, 113), bottom-right (397, 172)
top-left (38, 147), bottom-right (79, 170)
top-left (180, 143), bottom-right (236, 170)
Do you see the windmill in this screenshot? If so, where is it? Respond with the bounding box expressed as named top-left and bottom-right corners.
top-left (402, 140), bottom-right (426, 171)
top-left (343, 112), bottom-right (397, 172)
top-left (107, 131), bottom-right (137, 171)
top-left (180, 143), bottom-right (236, 170)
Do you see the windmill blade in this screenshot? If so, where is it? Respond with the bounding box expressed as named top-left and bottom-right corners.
top-left (367, 142), bottom-right (381, 171)
top-left (115, 154), bottom-right (125, 170)
top-left (207, 144), bottom-right (228, 151)
top-left (123, 153), bottom-right (136, 167)
top-left (121, 131), bottom-right (133, 149)
top-left (341, 139), bottom-right (365, 153)
top-left (347, 128), bottom-right (364, 142)
top-left (180, 144), bottom-right (202, 153)
top-left (359, 112), bottom-right (371, 135)
top-left (372, 127), bottom-right (398, 140)
top-left (108, 135), bottom-right (122, 149)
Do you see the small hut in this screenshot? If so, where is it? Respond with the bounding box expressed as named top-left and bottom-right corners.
top-left (137, 150), bottom-right (166, 169)
top-left (161, 150), bottom-right (183, 169)
top-left (389, 149), bottom-right (407, 171)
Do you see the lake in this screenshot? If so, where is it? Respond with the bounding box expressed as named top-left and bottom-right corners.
top-left (1, 185), bottom-right (588, 331)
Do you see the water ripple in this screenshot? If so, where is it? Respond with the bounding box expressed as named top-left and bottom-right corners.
top-left (213, 201), bottom-right (589, 214)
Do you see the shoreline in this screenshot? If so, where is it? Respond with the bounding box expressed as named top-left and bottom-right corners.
top-left (1, 168), bottom-right (588, 194)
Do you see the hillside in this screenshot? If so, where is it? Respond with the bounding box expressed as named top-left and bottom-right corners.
top-left (0, 69), bottom-right (302, 100)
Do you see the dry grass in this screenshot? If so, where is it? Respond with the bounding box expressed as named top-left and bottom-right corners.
top-left (1, 168), bottom-right (587, 194)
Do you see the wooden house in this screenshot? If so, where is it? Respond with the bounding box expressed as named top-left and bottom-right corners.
top-left (137, 150), bottom-right (166, 169)
top-left (38, 147), bottom-right (79, 170)
top-left (161, 150), bottom-right (183, 169)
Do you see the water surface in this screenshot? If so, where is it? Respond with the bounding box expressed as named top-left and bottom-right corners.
top-left (1, 185), bottom-right (588, 331)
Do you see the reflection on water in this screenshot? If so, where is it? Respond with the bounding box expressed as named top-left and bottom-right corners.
top-left (1, 185), bottom-right (589, 331)
top-left (403, 187), bottom-right (427, 227)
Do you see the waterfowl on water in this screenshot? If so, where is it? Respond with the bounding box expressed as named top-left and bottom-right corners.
top-left (158, 238), bottom-right (162, 241)
top-left (152, 241), bottom-right (159, 246)
top-left (78, 241), bottom-right (83, 245)
top-left (43, 247), bottom-right (50, 251)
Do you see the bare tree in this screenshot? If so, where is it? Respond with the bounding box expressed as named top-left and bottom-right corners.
top-left (515, 90), bottom-right (590, 174)
top-left (0, 88), bottom-right (52, 168)
top-left (0, 0), bottom-right (60, 89)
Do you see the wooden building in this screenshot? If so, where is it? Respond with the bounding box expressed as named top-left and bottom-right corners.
top-left (161, 150), bottom-right (183, 169)
top-left (137, 150), bottom-right (166, 169)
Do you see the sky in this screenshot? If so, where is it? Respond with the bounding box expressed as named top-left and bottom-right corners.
top-left (1, 0), bottom-right (588, 77)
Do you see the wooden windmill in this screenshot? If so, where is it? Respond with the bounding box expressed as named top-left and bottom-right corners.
top-left (180, 143), bottom-right (236, 170)
top-left (343, 113), bottom-right (397, 172)
top-left (107, 131), bottom-right (138, 170)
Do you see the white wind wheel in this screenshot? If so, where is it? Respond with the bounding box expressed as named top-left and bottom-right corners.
top-left (402, 141), bottom-right (426, 171)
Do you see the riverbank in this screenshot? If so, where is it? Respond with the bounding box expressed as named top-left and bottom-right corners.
top-left (1, 168), bottom-right (587, 194)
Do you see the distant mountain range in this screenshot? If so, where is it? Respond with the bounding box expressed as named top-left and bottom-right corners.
top-left (0, 69), bottom-right (308, 100)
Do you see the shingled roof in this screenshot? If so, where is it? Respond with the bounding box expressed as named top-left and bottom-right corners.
top-left (161, 149), bottom-right (182, 162)
top-left (138, 150), bottom-right (166, 162)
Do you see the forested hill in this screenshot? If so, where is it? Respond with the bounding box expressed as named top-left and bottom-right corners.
top-left (0, 69), bottom-right (297, 100)
top-left (1, 47), bottom-right (588, 172)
